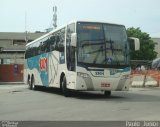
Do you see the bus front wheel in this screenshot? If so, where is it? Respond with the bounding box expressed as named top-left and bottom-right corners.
top-left (104, 91), bottom-right (111, 97)
top-left (62, 76), bottom-right (70, 97)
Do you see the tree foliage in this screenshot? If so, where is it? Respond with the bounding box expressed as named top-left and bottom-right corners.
top-left (127, 27), bottom-right (157, 60)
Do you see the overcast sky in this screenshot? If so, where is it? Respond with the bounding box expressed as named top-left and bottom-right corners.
top-left (0, 0), bottom-right (160, 37)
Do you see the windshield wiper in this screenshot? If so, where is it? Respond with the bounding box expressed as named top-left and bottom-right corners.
top-left (82, 43), bottom-right (104, 64)
top-left (105, 40), bottom-right (120, 65)
top-left (80, 39), bottom-right (105, 64)
top-left (93, 45), bottom-right (104, 64)
top-left (81, 39), bottom-right (104, 48)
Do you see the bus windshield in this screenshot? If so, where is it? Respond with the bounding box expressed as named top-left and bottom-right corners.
top-left (77, 22), bottom-right (129, 67)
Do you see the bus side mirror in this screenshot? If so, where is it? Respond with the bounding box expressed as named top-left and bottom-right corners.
top-left (129, 37), bottom-right (140, 51)
top-left (71, 33), bottom-right (77, 47)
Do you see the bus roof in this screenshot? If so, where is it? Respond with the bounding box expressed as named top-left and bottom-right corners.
top-left (76, 20), bottom-right (124, 26)
top-left (26, 20), bottom-right (125, 47)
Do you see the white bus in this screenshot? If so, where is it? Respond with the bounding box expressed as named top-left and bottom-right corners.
top-left (24, 21), bottom-right (140, 97)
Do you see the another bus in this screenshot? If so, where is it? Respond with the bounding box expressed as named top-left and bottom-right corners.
top-left (24, 21), bottom-right (140, 96)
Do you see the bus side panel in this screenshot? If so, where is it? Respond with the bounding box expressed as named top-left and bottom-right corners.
top-left (24, 59), bottom-right (28, 84)
top-left (65, 71), bottom-right (76, 90)
top-left (26, 53), bottom-right (49, 87)
top-left (48, 51), bottom-right (60, 88)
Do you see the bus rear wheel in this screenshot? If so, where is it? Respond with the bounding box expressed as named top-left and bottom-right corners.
top-left (104, 91), bottom-right (111, 97)
top-left (31, 76), bottom-right (36, 90)
top-left (62, 76), bottom-right (70, 97)
top-left (27, 77), bottom-right (32, 90)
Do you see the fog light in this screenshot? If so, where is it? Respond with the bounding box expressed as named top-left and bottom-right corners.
top-left (77, 72), bottom-right (89, 78)
top-left (122, 75), bottom-right (129, 79)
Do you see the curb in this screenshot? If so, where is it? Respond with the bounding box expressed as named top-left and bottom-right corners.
top-left (0, 82), bottom-right (25, 85)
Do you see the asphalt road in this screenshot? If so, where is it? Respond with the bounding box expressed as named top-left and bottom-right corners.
top-left (0, 84), bottom-right (160, 121)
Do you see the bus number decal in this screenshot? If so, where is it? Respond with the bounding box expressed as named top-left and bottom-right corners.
top-left (39, 57), bottom-right (47, 71)
top-left (95, 71), bottom-right (104, 76)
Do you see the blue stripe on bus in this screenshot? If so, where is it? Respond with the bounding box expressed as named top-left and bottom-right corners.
top-left (110, 67), bottom-right (131, 75)
top-left (119, 67), bottom-right (131, 72)
top-left (27, 53), bottom-right (49, 86)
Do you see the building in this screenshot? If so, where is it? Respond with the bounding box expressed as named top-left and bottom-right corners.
top-left (0, 32), bottom-right (45, 64)
top-left (152, 38), bottom-right (160, 58)
top-left (0, 32), bottom-right (45, 82)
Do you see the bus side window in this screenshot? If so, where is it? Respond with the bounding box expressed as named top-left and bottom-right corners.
top-left (38, 42), bottom-right (43, 54)
top-left (58, 28), bottom-right (65, 52)
top-left (43, 37), bottom-right (48, 53)
top-left (31, 43), bottom-right (37, 56)
top-left (66, 23), bottom-right (75, 71)
top-left (54, 28), bottom-right (65, 53)
top-left (55, 34), bottom-right (59, 51)
top-left (41, 41), bottom-right (45, 53)
top-left (37, 41), bottom-right (41, 55)
top-left (45, 37), bottom-right (50, 52)
top-left (25, 46), bottom-right (30, 58)
top-left (50, 35), bottom-right (56, 51)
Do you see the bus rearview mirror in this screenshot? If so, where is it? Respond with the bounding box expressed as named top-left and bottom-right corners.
top-left (71, 33), bottom-right (77, 47)
top-left (129, 37), bottom-right (140, 51)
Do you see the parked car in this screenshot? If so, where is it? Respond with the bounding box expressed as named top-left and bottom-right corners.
top-left (152, 58), bottom-right (160, 70)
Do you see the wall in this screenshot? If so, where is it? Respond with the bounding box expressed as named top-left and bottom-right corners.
top-left (152, 38), bottom-right (160, 58)
top-left (0, 64), bottom-right (23, 82)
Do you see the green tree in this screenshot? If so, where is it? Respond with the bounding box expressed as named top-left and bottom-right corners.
top-left (127, 27), bottom-right (157, 60)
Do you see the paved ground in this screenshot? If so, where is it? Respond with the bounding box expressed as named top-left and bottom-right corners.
top-left (0, 84), bottom-right (160, 121)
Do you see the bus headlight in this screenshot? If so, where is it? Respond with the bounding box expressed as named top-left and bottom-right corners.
top-left (77, 72), bottom-right (89, 78)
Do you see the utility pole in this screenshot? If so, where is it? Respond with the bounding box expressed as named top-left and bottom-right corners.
top-left (25, 12), bottom-right (28, 43)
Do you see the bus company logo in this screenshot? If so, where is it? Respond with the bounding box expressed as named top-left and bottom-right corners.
top-left (39, 57), bottom-right (47, 71)
top-left (110, 69), bottom-right (118, 75)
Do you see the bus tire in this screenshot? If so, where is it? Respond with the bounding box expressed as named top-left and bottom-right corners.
top-left (27, 76), bottom-right (32, 90)
top-left (104, 91), bottom-right (111, 97)
top-left (31, 76), bottom-right (36, 90)
top-left (62, 76), bottom-right (70, 97)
